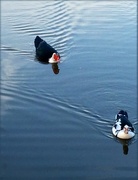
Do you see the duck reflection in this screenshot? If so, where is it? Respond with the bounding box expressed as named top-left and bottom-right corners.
top-left (114, 136), bottom-right (134, 155)
top-left (119, 139), bottom-right (129, 155)
top-left (35, 55), bottom-right (60, 75)
top-left (51, 63), bottom-right (60, 74)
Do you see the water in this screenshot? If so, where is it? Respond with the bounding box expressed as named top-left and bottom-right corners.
top-left (1, 1), bottom-right (137, 179)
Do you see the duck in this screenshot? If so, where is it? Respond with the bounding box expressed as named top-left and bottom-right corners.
top-left (112, 110), bottom-right (135, 139)
top-left (34, 36), bottom-right (60, 63)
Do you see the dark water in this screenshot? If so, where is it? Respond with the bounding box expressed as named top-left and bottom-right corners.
top-left (1, 1), bottom-right (137, 179)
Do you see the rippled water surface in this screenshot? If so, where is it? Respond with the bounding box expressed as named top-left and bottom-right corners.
top-left (1, 1), bottom-right (137, 180)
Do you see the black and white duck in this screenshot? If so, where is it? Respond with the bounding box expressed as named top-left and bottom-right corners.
top-left (112, 110), bottom-right (135, 139)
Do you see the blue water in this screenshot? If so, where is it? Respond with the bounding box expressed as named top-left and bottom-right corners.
top-left (1, 1), bottom-right (137, 180)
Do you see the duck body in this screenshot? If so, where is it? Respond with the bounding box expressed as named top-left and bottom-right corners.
top-left (112, 110), bottom-right (135, 139)
top-left (34, 36), bottom-right (60, 63)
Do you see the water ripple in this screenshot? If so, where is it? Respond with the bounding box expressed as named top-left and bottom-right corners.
top-left (1, 45), bottom-right (32, 56)
top-left (6, 1), bottom-right (74, 61)
top-left (2, 80), bottom-right (137, 143)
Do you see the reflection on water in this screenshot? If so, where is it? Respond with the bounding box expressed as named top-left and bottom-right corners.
top-left (35, 55), bottom-right (60, 75)
top-left (51, 63), bottom-right (60, 75)
top-left (113, 136), bottom-right (137, 155)
top-left (1, 0), bottom-right (137, 179)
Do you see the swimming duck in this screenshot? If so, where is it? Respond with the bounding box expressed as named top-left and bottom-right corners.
top-left (34, 36), bottom-right (60, 63)
top-left (112, 110), bottom-right (135, 139)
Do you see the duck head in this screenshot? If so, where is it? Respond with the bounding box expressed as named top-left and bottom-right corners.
top-left (49, 53), bottom-right (60, 63)
top-left (123, 125), bottom-right (130, 134)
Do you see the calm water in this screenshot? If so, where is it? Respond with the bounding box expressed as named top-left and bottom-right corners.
top-left (1, 1), bottom-right (137, 179)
